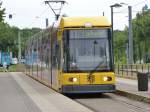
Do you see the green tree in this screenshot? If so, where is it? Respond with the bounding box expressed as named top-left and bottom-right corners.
top-left (132, 9), bottom-right (150, 62)
top-left (114, 8), bottom-right (150, 64)
top-left (0, 2), bottom-right (5, 22)
top-left (0, 21), bottom-right (41, 57)
top-left (114, 29), bottom-right (128, 64)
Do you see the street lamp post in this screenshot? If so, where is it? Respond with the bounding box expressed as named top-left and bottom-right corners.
top-left (110, 3), bottom-right (122, 65)
top-left (18, 31), bottom-right (21, 63)
top-left (128, 6), bottom-right (133, 64)
top-left (110, 3), bottom-right (134, 64)
top-left (110, 3), bottom-right (122, 39)
top-left (8, 13), bottom-right (22, 63)
top-left (110, 6), bottom-right (113, 38)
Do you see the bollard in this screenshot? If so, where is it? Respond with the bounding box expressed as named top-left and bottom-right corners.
top-left (137, 72), bottom-right (149, 91)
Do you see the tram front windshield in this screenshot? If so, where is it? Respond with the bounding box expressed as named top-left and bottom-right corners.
top-left (67, 29), bottom-right (111, 71)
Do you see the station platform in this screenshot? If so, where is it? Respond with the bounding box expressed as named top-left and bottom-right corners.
top-left (116, 77), bottom-right (150, 103)
top-left (0, 72), bottom-right (93, 112)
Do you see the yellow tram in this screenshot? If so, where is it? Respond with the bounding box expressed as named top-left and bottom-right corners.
top-left (25, 16), bottom-right (116, 93)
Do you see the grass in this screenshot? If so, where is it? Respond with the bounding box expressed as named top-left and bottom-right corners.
top-left (0, 64), bottom-right (25, 72)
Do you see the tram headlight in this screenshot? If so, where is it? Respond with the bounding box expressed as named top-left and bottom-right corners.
top-left (103, 76), bottom-right (108, 81)
top-left (103, 76), bottom-right (112, 81)
top-left (73, 78), bottom-right (78, 82)
top-left (69, 77), bottom-right (78, 82)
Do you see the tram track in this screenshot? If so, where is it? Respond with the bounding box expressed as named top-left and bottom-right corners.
top-left (68, 93), bottom-right (150, 112)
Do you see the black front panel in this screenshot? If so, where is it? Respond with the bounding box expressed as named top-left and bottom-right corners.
top-left (62, 84), bottom-right (116, 93)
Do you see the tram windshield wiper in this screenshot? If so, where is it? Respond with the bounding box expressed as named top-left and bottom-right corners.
top-left (87, 43), bottom-right (108, 83)
top-left (89, 61), bottom-right (104, 75)
top-left (87, 61), bottom-right (104, 83)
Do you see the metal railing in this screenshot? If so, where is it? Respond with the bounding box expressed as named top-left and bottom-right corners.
top-left (115, 64), bottom-right (150, 78)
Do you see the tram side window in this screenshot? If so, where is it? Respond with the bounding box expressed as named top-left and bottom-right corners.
top-left (55, 42), bottom-right (60, 69)
top-left (62, 31), bottom-right (68, 71)
top-left (51, 40), bottom-right (61, 69)
top-left (52, 42), bottom-right (56, 67)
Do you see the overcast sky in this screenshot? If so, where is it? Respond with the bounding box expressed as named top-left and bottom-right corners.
top-left (2, 0), bottom-right (150, 30)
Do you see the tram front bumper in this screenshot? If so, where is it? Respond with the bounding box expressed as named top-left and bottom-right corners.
top-left (62, 84), bottom-right (115, 93)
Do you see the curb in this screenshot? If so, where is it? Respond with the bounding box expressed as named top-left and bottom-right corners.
top-left (115, 90), bottom-right (150, 104)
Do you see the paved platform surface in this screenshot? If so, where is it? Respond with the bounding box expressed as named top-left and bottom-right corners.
top-left (0, 72), bottom-right (93, 112)
top-left (116, 77), bottom-right (150, 99)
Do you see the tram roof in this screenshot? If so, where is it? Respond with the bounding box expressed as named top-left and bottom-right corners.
top-left (59, 16), bottom-right (111, 28)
